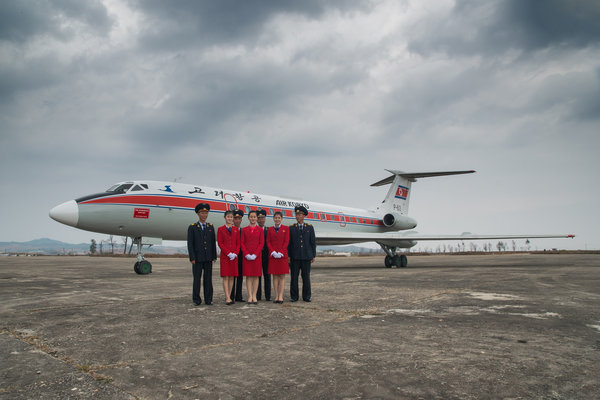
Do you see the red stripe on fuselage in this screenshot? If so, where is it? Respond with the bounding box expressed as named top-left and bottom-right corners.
top-left (80, 195), bottom-right (227, 212)
top-left (79, 194), bottom-right (385, 226)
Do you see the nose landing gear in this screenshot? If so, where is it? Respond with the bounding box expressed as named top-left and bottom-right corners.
top-left (133, 237), bottom-right (152, 274)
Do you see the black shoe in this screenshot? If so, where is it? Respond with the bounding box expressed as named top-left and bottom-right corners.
top-left (205, 302), bottom-right (213, 305)
top-left (303, 299), bottom-right (311, 302)
top-left (290, 299), bottom-right (298, 302)
top-left (194, 302), bottom-right (202, 306)
top-left (226, 301), bottom-right (233, 305)
top-left (236, 298), bottom-right (245, 302)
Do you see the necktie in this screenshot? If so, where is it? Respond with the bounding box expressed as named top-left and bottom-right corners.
top-left (275, 227), bottom-right (279, 233)
top-left (201, 224), bottom-right (205, 230)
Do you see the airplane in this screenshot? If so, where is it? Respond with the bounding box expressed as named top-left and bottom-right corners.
top-left (49, 169), bottom-right (574, 274)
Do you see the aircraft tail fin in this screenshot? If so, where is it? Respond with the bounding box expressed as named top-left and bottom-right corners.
top-left (372, 169), bottom-right (475, 215)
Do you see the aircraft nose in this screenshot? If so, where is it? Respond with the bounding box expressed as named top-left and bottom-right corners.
top-left (49, 200), bottom-right (79, 227)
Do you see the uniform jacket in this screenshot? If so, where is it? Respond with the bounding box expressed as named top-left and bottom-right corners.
top-left (187, 221), bottom-right (217, 262)
top-left (241, 225), bottom-right (264, 257)
top-left (261, 226), bottom-right (269, 258)
top-left (267, 225), bottom-right (290, 258)
top-left (217, 225), bottom-right (240, 255)
top-left (288, 223), bottom-right (316, 260)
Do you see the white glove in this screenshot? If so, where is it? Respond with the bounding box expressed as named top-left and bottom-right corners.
top-left (245, 254), bottom-right (253, 260)
top-left (277, 252), bottom-right (284, 258)
top-left (249, 254), bottom-right (257, 261)
top-left (227, 253), bottom-right (236, 260)
top-left (271, 251), bottom-right (278, 258)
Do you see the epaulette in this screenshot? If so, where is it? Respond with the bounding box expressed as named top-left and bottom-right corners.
top-left (306, 223), bottom-right (311, 226)
top-left (292, 223), bottom-right (297, 227)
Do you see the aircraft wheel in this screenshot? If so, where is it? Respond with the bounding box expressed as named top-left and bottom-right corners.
top-left (399, 254), bottom-right (408, 268)
top-left (384, 255), bottom-right (393, 268)
top-left (138, 260), bottom-right (152, 274)
top-left (133, 261), bottom-right (141, 274)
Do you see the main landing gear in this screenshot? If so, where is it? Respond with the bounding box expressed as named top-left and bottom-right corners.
top-left (379, 243), bottom-right (408, 268)
top-left (133, 237), bottom-right (152, 275)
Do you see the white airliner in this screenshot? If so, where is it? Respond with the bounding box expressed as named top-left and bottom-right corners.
top-left (49, 169), bottom-right (573, 274)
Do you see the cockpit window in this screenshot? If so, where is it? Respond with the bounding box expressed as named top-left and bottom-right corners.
top-left (130, 185), bottom-right (144, 191)
top-left (106, 183), bottom-right (133, 193)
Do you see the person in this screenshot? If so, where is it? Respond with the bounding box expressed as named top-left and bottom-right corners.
top-left (288, 205), bottom-right (316, 302)
top-left (217, 210), bottom-right (240, 305)
top-left (241, 210), bottom-right (264, 304)
top-left (256, 209), bottom-right (271, 301)
top-left (230, 209), bottom-right (245, 302)
top-left (187, 203), bottom-right (217, 306)
top-left (267, 211), bottom-right (289, 303)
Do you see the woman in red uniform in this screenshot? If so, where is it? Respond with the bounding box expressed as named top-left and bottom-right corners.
top-left (217, 210), bottom-right (240, 305)
top-left (267, 211), bottom-right (289, 303)
top-left (241, 210), bottom-right (264, 304)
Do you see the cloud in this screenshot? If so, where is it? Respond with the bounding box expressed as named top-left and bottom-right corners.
top-left (0, 0), bottom-right (112, 43)
top-left (408, 0), bottom-right (600, 56)
top-left (130, 0), bottom-right (369, 50)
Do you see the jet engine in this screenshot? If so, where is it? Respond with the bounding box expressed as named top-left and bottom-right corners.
top-left (382, 212), bottom-right (417, 230)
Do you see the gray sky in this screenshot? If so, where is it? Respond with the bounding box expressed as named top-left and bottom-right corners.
top-left (1, 0), bottom-right (598, 250)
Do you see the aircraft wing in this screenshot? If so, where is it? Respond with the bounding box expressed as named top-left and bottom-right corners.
top-left (315, 231), bottom-right (575, 246)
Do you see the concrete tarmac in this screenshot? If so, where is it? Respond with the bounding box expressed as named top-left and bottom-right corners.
top-left (1, 254), bottom-right (599, 399)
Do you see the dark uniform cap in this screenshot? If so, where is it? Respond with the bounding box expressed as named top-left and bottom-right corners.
top-left (233, 209), bottom-right (244, 217)
top-left (195, 203), bottom-right (210, 213)
top-left (256, 209), bottom-right (267, 217)
top-left (294, 205), bottom-right (308, 215)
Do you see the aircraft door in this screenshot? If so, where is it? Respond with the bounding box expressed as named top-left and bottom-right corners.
top-left (224, 193), bottom-right (239, 211)
top-left (338, 212), bottom-right (346, 228)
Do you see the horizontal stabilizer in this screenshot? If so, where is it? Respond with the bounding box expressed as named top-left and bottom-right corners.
top-left (371, 170), bottom-right (476, 187)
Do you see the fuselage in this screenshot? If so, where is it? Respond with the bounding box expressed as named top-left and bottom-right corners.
top-left (50, 180), bottom-right (409, 245)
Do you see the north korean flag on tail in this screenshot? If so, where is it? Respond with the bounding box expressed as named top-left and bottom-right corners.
top-left (395, 185), bottom-right (409, 200)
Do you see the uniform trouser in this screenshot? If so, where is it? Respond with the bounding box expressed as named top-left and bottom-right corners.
top-left (290, 259), bottom-right (311, 301)
top-left (192, 261), bottom-right (213, 304)
top-left (230, 253), bottom-right (244, 301)
top-left (257, 257), bottom-right (271, 301)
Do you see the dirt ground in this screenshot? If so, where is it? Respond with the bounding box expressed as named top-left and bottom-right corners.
top-left (1, 253), bottom-right (599, 399)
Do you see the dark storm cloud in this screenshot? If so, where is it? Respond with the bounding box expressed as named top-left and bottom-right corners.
top-left (125, 52), bottom-right (366, 152)
top-left (0, 0), bottom-right (112, 43)
top-left (408, 0), bottom-right (600, 57)
top-left (130, 0), bottom-right (367, 49)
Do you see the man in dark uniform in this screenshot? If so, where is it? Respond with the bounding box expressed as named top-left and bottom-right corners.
top-left (256, 209), bottom-right (271, 301)
top-left (187, 203), bottom-right (217, 306)
top-left (230, 209), bottom-right (245, 302)
top-left (288, 205), bottom-right (316, 302)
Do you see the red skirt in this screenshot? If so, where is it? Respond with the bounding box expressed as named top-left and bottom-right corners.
top-left (268, 256), bottom-right (289, 275)
top-left (243, 256), bottom-right (263, 277)
top-left (220, 253), bottom-right (239, 277)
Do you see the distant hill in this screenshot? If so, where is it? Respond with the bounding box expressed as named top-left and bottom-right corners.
top-left (0, 238), bottom-right (187, 255)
